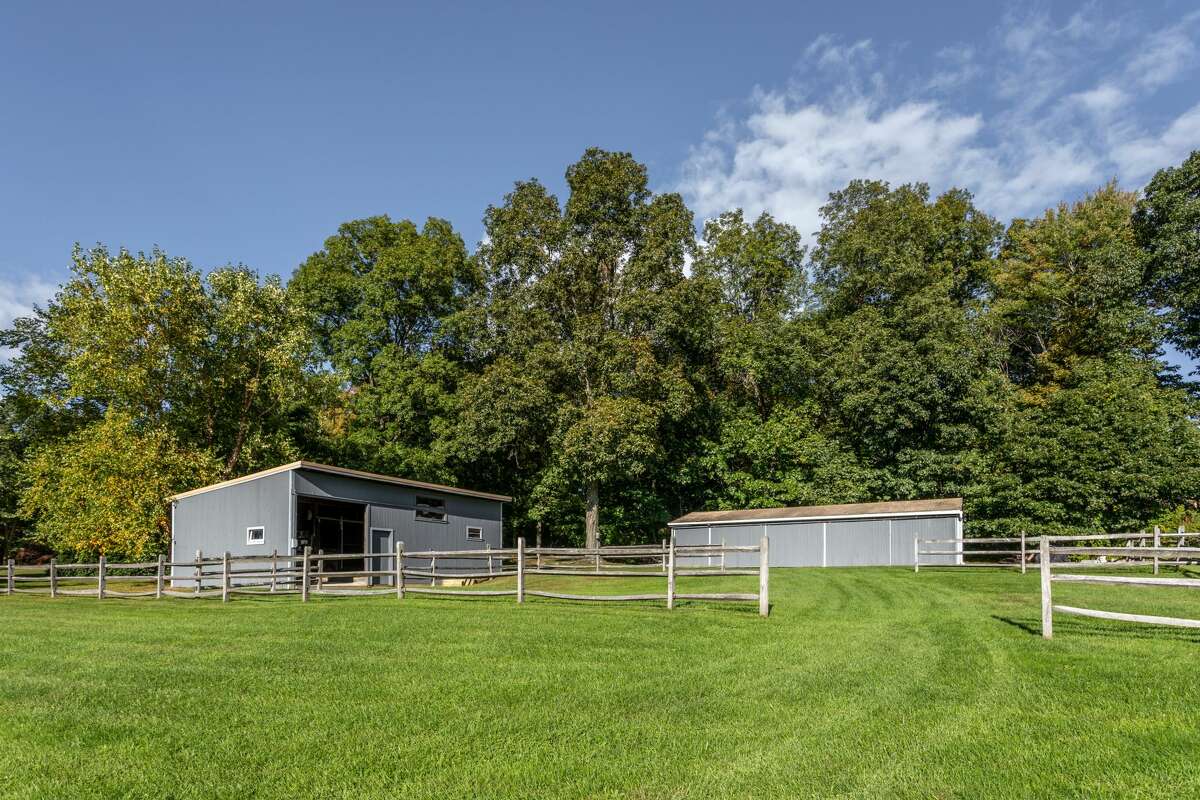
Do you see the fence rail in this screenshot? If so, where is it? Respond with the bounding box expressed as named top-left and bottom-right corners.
top-left (915, 527), bottom-right (1200, 574)
top-left (4, 536), bottom-right (770, 616)
top-left (1039, 536), bottom-right (1200, 638)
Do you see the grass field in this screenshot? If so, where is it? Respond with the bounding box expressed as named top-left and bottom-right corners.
top-left (1, 566), bottom-right (1198, 799)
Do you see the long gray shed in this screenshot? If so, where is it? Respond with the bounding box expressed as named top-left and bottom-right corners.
top-left (669, 499), bottom-right (963, 567)
top-left (169, 461), bottom-right (510, 584)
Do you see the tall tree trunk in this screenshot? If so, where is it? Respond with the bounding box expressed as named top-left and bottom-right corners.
top-left (585, 482), bottom-right (600, 550)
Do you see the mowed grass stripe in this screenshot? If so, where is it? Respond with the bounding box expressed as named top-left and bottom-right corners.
top-left (1, 567), bottom-right (1198, 799)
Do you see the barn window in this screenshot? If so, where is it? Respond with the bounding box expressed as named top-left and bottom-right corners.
top-left (246, 526), bottom-right (265, 545)
top-left (415, 496), bottom-right (446, 523)
top-left (466, 526), bottom-right (483, 541)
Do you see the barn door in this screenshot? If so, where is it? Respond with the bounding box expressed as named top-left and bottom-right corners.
top-left (369, 528), bottom-right (393, 586)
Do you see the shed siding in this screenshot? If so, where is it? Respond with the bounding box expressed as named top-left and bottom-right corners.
top-left (890, 516), bottom-right (958, 565)
top-left (366, 502), bottom-right (501, 581)
top-left (673, 513), bottom-right (960, 568)
top-left (170, 470), bottom-right (292, 584)
top-left (170, 466), bottom-right (505, 586)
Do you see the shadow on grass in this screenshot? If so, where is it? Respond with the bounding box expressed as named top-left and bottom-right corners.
top-left (992, 614), bottom-right (1200, 643)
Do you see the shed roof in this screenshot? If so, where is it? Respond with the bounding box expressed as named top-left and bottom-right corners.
top-left (169, 461), bottom-right (513, 503)
top-left (669, 498), bottom-right (962, 526)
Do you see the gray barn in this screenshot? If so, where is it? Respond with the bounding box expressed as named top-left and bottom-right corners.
top-left (669, 499), bottom-right (962, 568)
top-left (169, 461), bottom-right (510, 584)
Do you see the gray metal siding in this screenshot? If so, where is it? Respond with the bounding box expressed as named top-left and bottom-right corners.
top-left (171, 467), bottom-right (505, 586)
top-left (890, 516), bottom-right (958, 565)
top-left (366, 502), bottom-right (501, 583)
top-left (674, 513), bottom-right (961, 568)
top-left (766, 522), bottom-right (824, 567)
top-left (170, 470), bottom-right (292, 584)
top-left (825, 519), bottom-right (891, 566)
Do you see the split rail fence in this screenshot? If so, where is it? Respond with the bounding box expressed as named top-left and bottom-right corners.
top-left (916, 526), bottom-right (1196, 573)
top-left (4, 536), bottom-right (770, 617)
top-left (1038, 534), bottom-right (1200, 639)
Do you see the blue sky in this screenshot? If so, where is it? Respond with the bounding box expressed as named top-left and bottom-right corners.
top-left (2, 1), bottom-right (1199, 363)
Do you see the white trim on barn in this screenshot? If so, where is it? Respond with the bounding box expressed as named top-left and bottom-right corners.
top-left (669, 508), bottom-right (961, 527)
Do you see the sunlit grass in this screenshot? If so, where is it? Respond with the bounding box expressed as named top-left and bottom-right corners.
top-left (1, 566), bottom-right (1197, 798)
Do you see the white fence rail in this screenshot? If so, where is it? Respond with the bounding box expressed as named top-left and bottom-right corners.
top-left (916, 527), bottom-right (1198, 573)
top-left (4, 536), bottom-right (771, 617)
top-left (1039, 535), bottom-right (1200, 639)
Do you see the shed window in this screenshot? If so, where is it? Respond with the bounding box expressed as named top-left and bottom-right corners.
top-left (415, 496), bottom-right (446, 523)
top-left (466, 526), bottom-right (483, 541)
top-left (246, 526), bottom-right (265, 545)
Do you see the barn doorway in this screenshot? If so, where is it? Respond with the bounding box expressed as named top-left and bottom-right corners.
top-left (295, 497), bottom-right (365, 581)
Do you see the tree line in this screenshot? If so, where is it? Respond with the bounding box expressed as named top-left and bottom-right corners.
top-left (3, 148), bottom-right (1200, 560)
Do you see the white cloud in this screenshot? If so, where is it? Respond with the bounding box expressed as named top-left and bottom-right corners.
top-left (680, 6), bottom-right (1200, 234)
top-left (0, 275), bottom-right (56, 360)
top-left (1126, 14), bottom-right (1198, 88)
top-left (1110, 102), bottom-right (1200, 179)
top-left (683, 97), bottom-right (986, 237)
top-left (1072, 83), bottom-right (1130, 116)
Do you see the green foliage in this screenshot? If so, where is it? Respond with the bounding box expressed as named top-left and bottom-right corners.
top-left (995, 184), bottom-right (1156, 384)
top-left (18, 411), bottom-right (221, 560)
top-left (464, 149), bottom-right (700, 545)
top-left (4, 149), bottom-right (1200, 553)
top-left (1134, 150), bottom-right (1200, 359)
top-left (16, 247), bottom-right (315, 475)
top-left (700, 404), bottom-right (876, 509)
top-left (972, 359), bottom-right (1200, 535)
top-left (290, 216), bottom-right (478, 481)
top-left (809, 182), bottom-right (1008, 499)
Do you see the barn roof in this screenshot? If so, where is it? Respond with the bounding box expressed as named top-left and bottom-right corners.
top-left (168, 461), bottom-right (513, 503)
top-left (669, 498), bottom-right (962, 526)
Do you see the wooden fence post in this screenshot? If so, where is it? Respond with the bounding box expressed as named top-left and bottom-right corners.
top-left (194, 549), bottom-right (202, 597)
top-left (317, 549), bottom-right (325, 593)
top-left (221, 551), bottom-right (230, 602)
top-left (661, 539), bottom-right (667, 572)
top-left (156, 554), bottom-right (165, 599)
top-left (721, 538), bottom-right (727, 574)
top-left (396, 541), bottom-right (405, 599)
top-left (301, 546), bottom-right (311, 603)
top-left (913, 537), bottom-right (920, 573)
top-left (1040, 536), bottom-right (1053, 639)
top-left (667, 534), bottom-right (676, 610)
top-left (1020, 530), bottom-right (1027, 575)
top-left (487, 544), bottom-right (494, 576)
top-left (49, 558), bottom-right (57, 598)
top-left (97, 554), bottom-right (106, 600)
top-left (1153, 526), bottom-right (1161, 576)
top-left (270, 549), bottom-right (278, 593)
top-left (430, 556), bottom-right (437, 587)
top-left (595, 548), bottom-right (601, 574)
top-left (5, 559), bottom-right (12, 595)
top-left (516, 537), bottom-right (525, 604)
top-left (759, 535), bottom-right (770, 618)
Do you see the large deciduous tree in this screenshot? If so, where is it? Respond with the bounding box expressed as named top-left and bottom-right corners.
top-left (27, 246), bottom-right (315, 474)
top-left (808, 181), bottom-right (1008, 500)
top-left (290, 216), bottom-right (480, 480)
top-left (1, 247), bottom-right (318, 557)
top-left (977, 185), bottom-right (1200, 533)
top-left (462, 149), bottom-right (699, 547)
top-left (1134, 150), bottom-right (1200, 362)
top-left (994, 183), bottom-right (1157, 385)
top-left (19, 411), bottom-right (221, 560)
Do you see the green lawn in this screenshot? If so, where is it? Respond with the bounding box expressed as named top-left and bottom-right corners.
top-left (1, 567), bottom-right (1198, 799)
